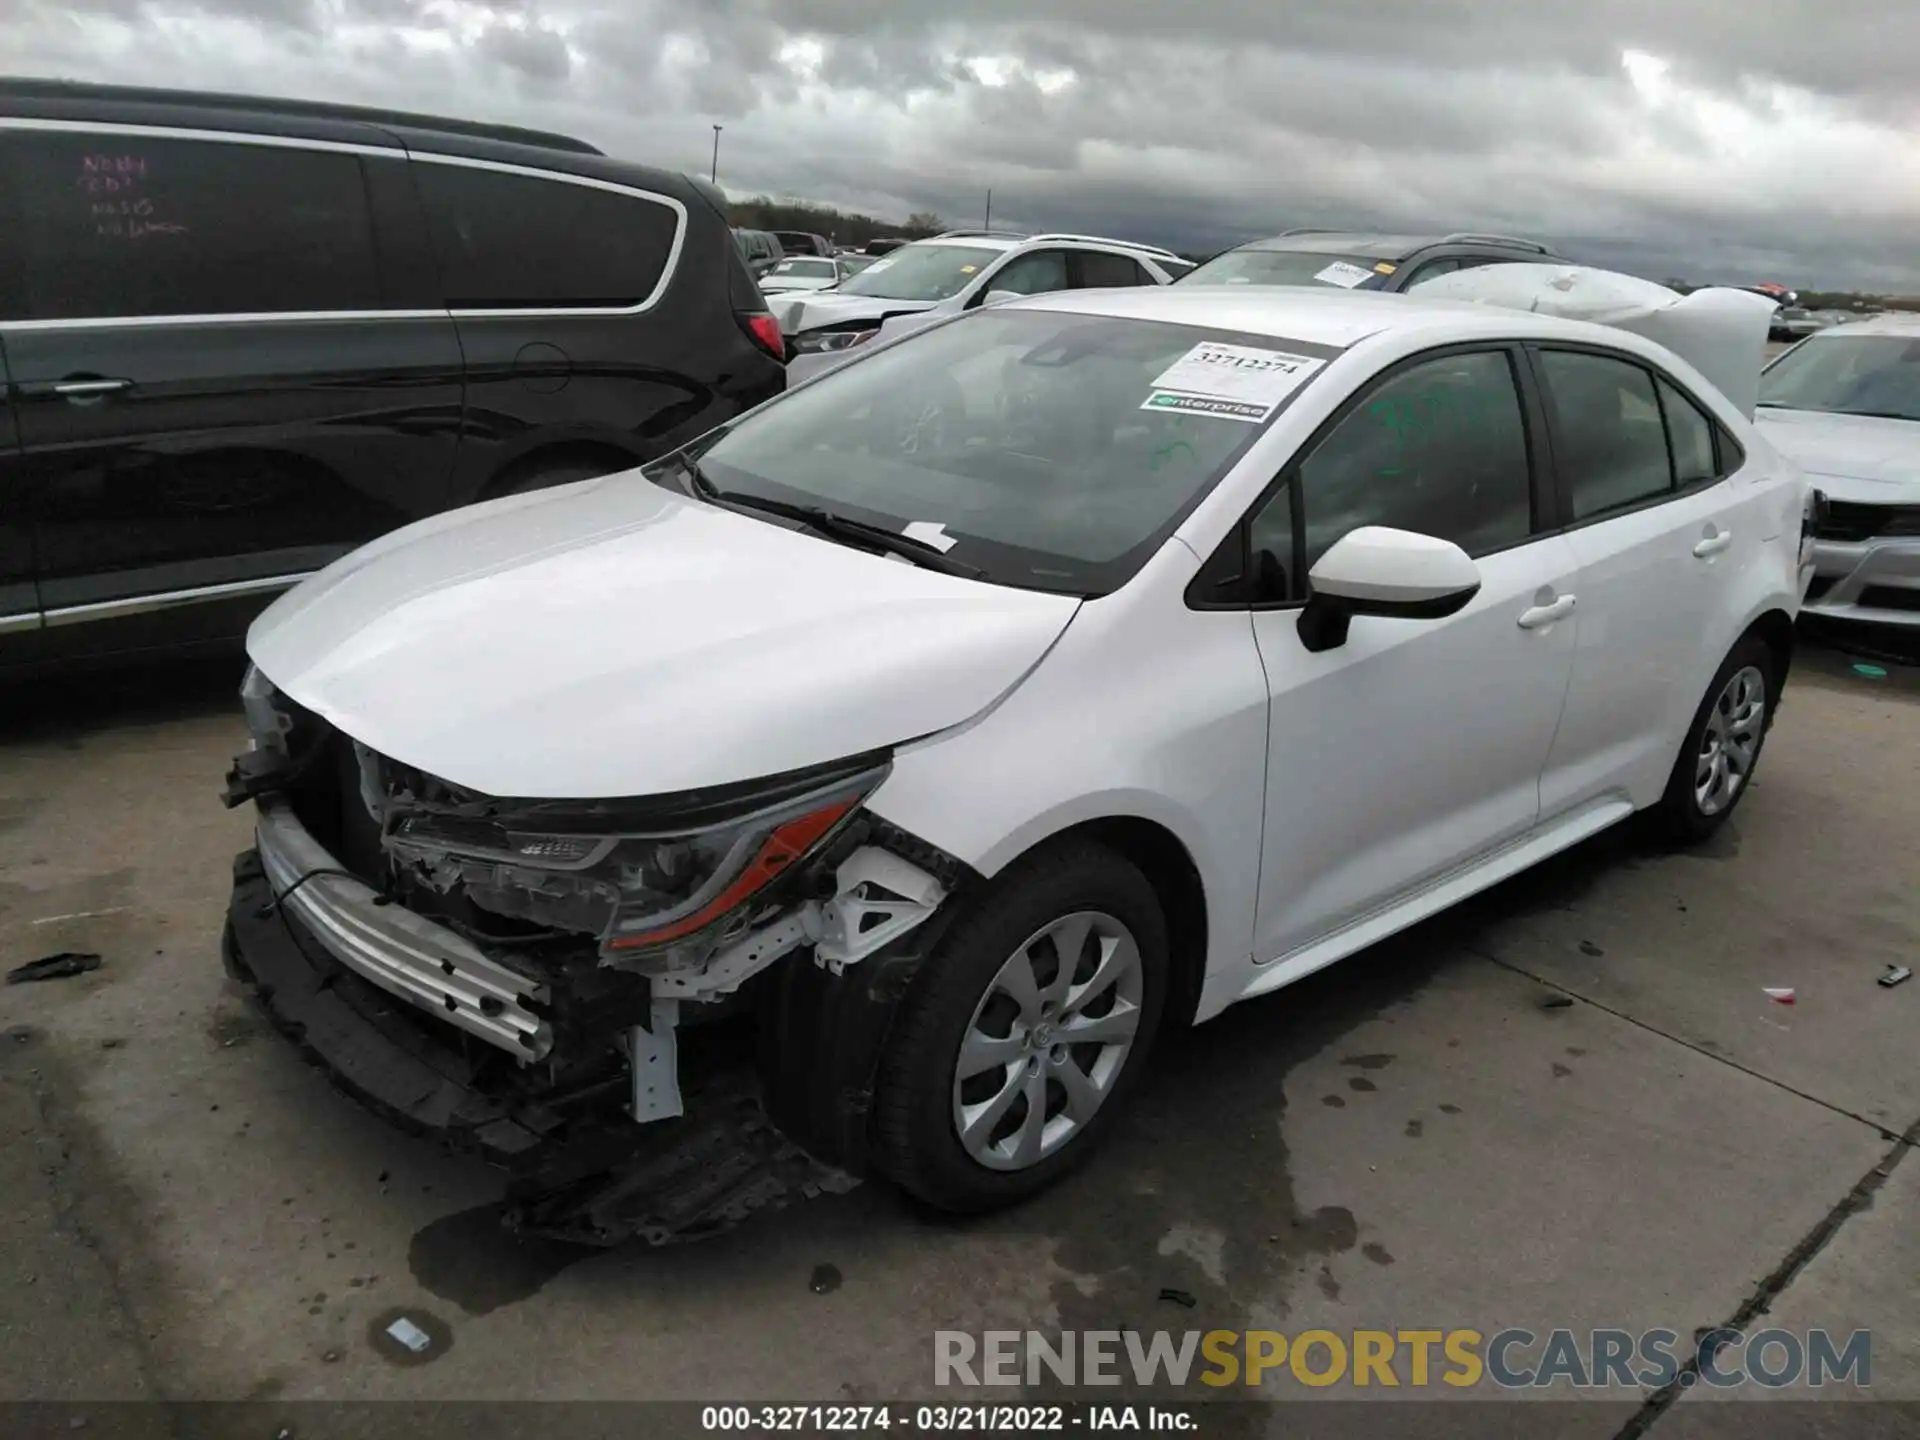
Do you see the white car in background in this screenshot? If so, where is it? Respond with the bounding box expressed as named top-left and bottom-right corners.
top-left (759, 256), bottom-right (849, 294)
top-left (225, 285), bottom-right (1810, 1217)
top-left (1756, 313), bottom-right (1920, 628)
top-left (775, 230), bottom-right (1188, 383)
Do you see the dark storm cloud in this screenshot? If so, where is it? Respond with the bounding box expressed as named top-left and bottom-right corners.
top-left (477, 20), bottom-right (572, 87)
top-left (1, 0), bottom-right (1913, 288)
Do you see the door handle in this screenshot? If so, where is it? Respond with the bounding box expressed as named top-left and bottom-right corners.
top-left (1693, 527), bottom-right (1732, 558)
top-left (1517, 594), bottom-right (1576, 629)
top-left (51, 377), bottom-right (133, 400)
top-left (18, 377), bottom-right (134, 403)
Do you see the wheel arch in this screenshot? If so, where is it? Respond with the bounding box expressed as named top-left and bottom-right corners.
top-left (480, 438), bottom-right (647, 499)
top-left (1742, 606), bottom-right (1796, 701)
top-left (997, 814), bottom-right (1211, 1031)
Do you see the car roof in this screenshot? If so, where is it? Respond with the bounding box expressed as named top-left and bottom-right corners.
top-left (0, 76), bottom-right (722, 207)
top-left (1227, 231), bottom-right (1549, 260)
top-left (895, 235), bottom-right (1028, 254)
top-left (1004, 284), bottom-right (1661, 353)
top-left (0, 76), bottom-right (600, 155)
top-left (1801, 312), bottom-right (1920, 338)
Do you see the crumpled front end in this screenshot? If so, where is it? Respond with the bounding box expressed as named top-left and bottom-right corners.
top-left (222, 665), bottom-right (969, 1194)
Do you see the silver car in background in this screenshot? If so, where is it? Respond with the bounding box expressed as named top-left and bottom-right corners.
top-left (1756, 314), bottom-right (1920, 628)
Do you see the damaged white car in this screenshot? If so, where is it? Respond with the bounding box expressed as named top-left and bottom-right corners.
top-left (224, 280), bottom-right (1811, 1226)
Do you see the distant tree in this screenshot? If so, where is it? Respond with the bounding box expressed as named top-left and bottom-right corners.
top-left (726, 196), bottom-right (948, 246)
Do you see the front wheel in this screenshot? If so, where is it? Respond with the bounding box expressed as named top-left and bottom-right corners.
top-left (873, 840), bottom-right (1169, 1213)
top-left (1654, 635), bottom-right (1777, 843)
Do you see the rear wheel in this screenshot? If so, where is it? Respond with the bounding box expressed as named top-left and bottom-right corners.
top-left (1654, 634), bottom-right (1776, 842)
top-left (873, 840), bottom-right (1168, 1213)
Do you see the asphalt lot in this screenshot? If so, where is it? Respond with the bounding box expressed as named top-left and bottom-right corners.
top-left (0, 630), bottom-right (1915, 1438)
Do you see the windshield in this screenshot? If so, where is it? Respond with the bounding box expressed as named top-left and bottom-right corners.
top-left (1759, 335), bottom-right (1920, 423)
top-left (1179, 249), bottom-right (1390, 290)
top-left (834, 243), bottom-right (1003, 301)
top-left (688, 309), bottom-right (1331, 595)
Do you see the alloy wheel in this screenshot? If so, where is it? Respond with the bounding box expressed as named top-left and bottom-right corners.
top-left (1696, 664), bottom-right (1766, 817)
top-left (951, 910), bottom-right (1144, 1172)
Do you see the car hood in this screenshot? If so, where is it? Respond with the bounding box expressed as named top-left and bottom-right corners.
top-left (1412, 264), bottom-right (1777, 418)
top-left (1753, 409), bottom-right (1920, 503)
top-left (774, 290), bottom-right (937, 333)
top-left (246, 474), bottom-right (1080, 799)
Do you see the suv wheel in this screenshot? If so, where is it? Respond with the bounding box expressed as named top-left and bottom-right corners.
top-left (873, 839), bottom-right (1168, 1213)
top-left (1655, 634), bottom-right (1777, 842)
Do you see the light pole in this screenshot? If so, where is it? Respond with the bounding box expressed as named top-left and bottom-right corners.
top-left (711, 124), bottom-right (722, 185)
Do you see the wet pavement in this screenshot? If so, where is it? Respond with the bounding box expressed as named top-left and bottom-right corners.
top-left (0, 640), bottom-right (1914, 1435)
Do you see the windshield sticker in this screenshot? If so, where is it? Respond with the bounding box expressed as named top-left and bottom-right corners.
top-left (1142, 342), bottom-right (1326, 423)
top-left (901, 520), bottom-right (959, 553)
top-left (1314, 260), bottom-right (1376, 289)
top-left (959, 264), bottom-right (978, 274)
top-left (1373, 261), bottom-right (1399, 275)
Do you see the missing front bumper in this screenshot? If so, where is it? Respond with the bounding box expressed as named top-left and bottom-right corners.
top-left (226, 847), bottom-right (863, 1243)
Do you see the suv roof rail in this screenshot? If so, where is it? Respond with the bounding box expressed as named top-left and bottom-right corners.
top-left (1438, 232), bottom-right (1552, 254)
top-left (930, 228), bottom-right (1029, 240)
top-left (1025, 233), bottom-right (1183, 260)
top-left (0, 76), bottom-right (604, 155)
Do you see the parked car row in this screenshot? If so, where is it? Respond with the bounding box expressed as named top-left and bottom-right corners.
top-left (732, 226), bottom-right (913, 280)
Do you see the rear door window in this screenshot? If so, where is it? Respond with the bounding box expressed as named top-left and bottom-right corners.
top-left (415, 160), bottom-right (680, 310)
top-left (1537, 350), bottom-right (1675, 519)
top-left (4, 130), bottom-right (383, 320)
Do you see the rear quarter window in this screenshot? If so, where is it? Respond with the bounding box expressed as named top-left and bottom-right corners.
top-left (415, 159), bottom-right (681, 311)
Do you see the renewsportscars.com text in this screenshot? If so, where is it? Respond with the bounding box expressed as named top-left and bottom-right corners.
top-left (935, 1327), bottom-right (1872, 1390)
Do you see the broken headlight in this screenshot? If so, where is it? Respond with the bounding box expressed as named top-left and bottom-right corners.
top-left (382, 764), bottom-right (885, 962)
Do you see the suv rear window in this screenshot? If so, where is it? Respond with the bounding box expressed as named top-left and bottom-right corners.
top-left (416, 161), bottom-right (679, 310)
top-left (3, 131), bottom-right (382, 320)
top-left (1179, 250), bottom-right (1389, 290)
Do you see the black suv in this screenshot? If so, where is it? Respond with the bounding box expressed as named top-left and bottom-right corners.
top-left (1180, 229), bottom-right (1563, 292)
top-left (0, 80), bottom-right (786, 671)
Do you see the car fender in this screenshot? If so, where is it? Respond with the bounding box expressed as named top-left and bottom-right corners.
top-left (864, 540), bottom-right (1271, 1003)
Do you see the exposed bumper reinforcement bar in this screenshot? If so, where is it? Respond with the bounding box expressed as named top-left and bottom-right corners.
top-left (227, 847), bottom-right (862, 1241)
top-left (255, 800), bottom-right (551, 1060)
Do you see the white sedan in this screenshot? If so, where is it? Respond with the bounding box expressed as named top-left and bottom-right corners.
top-left (226, 286), bottom-right (1811, 1216)
top-left (758, 256), bottom-right (847, 294)
top-left (1755, 313), bottom-right (1920, 628)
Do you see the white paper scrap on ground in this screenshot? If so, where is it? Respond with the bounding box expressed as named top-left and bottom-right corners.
top-left (1314, 260), bottom-right (1376, 289)
top-left (901, 520), bottom-right (958, 553)
top-left (1142, 342), bottom-right (1325, 423)
top-left (386, 1317), bottom-right (433, 1353)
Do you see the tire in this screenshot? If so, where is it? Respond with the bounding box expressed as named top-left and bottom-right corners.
top-left (1653, 633), bottom-right (1778, 843)
top-left (873, 839), bottom-right (1169, 1213)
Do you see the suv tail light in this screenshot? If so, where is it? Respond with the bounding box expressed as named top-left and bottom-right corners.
top-left (740, 309), bottom-right (784, 362)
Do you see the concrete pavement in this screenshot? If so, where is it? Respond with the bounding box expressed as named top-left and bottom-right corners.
top-left (0, 642), bottom-right (1913, 1436)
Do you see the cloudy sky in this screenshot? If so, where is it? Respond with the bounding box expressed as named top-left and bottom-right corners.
top-left (4, 0), bottom-right (1913, 289)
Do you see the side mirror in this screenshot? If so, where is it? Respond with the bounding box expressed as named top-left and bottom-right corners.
top-left (1297, 526), bottom-right (1482, 653)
